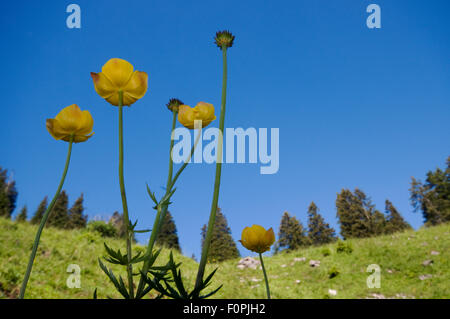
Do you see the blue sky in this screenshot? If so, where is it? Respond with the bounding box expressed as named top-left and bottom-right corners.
top-left (1, 0), bottom-right (449, 258)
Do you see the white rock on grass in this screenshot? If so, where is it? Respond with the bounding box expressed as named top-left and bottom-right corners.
top-left (328, 289), bottom-right (337, 296)
top-left (309, 260), bottom-right (321, 267)
top-left (237, 257), bottom-right (261, 269)
top-left (419, 274), bottom-right (433, 280)
top-left (422, 260), bottom-right (433, 267)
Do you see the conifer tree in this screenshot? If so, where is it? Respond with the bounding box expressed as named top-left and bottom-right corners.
top-left (384, 200), bottom-right (412, 234)
top-left (372, 210), bottom-right (387, 236)
top-left (0, 167), bottom-right (18, 218)
top-left (410, 156), bottom-right (450, 226)
top-left (109, 211), bottom-right (126, 238)
top-left (16, 205), bottom-right (28, 222)
top-left (156, 210), bottom-right (181, 252)
top-left (276, 211), bottom-right (310, 252)
top-left (307, 202), bottom-right (336, 245)
top-left (201, 208), bottom-right (240, 262)
top-left (108, 211), bottom-right (136, 241)
top-left (47, 190), bottom-right (69, 228)
top-left (31, 196), bottom-right (48, 225)
top-left (336, 188), bottom-right (385, 239)
top-left (67, 193), bottom-right (87, 229)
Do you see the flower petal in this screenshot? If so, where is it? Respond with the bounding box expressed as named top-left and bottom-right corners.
top-left (76, 110), bottom-right (94, 136)
top-left (122, 71), bottom-right (148, 105)
top-left (54, 104), bottom-right (83, 132)
top-left (178, 105), bottom-right (196, 129)
top-left (101, 58), bottom-right (134, 88)
top-left (91, 72), bottom-right (116, 100)
top-left (46, 119), bottom-right (66, 140)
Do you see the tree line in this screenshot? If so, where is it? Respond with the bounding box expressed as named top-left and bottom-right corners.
top-left (1, 156), bottom-right (449, 261)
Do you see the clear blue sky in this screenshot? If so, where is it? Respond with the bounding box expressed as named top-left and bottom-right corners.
top-left (1, 0), bottom-right (449, 258)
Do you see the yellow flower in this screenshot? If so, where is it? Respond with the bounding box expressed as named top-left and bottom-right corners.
top-left (240, 225), bottom-right (275, 254)
top-left (178, 102), bottom-right (216, 129)
top-left (46, 104), bottom-right (94, 143)
top-left (90, 58), bottom-right (148, 106)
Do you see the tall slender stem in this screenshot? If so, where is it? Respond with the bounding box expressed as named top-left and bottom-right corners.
top-left (118, 90), bottom-right (134, 298)
top-left (19, 136), bottom-right (74, 299)
top-left (166, 110), bottom-right (177, 190)
top-left (259, 253), bottom-right (271, 299)
top-left (137, 115), bottom-right (202, 296)
top-left (169, 128), bottom-right (202, 190)
top-left (194, 46), bottom-right (228, 290)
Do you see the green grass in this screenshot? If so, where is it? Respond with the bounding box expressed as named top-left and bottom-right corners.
top-left (0, 217), bottom-right (449, 299)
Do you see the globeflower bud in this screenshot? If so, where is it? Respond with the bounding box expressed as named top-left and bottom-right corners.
top-left (240, 225), bottom-right (275, 254)
top-left (46, 104), bottom-right (94, 143)
top-left (214, 30), bottom-right (235, 49)
top-left (166, 98), bottom-right (184, 112)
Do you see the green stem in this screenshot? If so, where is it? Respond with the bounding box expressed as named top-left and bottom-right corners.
top-left (259, 253), bottom-right (271, 299)
top-left (137, 115), bottom-right (201, 296)
top-left (194, 46), bottom-right (228, 291)
top-left (166, 110), bottom-right (177, 191)
top-left (169, 128), bottom-right (202, 190)
top-left (118, 90), bottom-right (134, 298)
top-left (19, 135), bottom-right (74, 299)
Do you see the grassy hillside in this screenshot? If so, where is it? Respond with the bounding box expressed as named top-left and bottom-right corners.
top-left (0, 217), bottom-right (449, 299)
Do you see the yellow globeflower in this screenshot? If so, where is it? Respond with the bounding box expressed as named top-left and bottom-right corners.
top-left (178, 102), bottom-right (216, 129)
top-left (90, 58), bottom-right (148, 106)
top-left (46, 104), bottom-right (94, 143)
top-left (240, 225), bottom-right (275, 253)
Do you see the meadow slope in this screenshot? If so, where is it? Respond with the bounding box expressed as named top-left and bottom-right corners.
top-left (0, 217), bottom-right (448, 299)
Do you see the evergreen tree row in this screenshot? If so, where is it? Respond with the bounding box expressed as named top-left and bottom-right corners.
top-left (336, 188), bottom-right (411, 239)
top-left (0, 167), bottom-right (18, 218)
top-left (23, 191), bottom-right (88, 229)
top-left (276, 202), bottom-right (337, 252)
top-left (276, 194), bottom-right (412, 252)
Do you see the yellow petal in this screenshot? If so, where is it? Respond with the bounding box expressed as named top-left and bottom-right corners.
top-left (76, 110), bottom-right (94, 136)
top-left (264, 228), bottom-right (276, 247)
top-left (122, 71), bottom-right (148, 105)
top-left (101, 58), bottom-right (134, 88)
top-left (72, 132), bottom-right (94, 143)
top-left (178, 105), bottom-right (196, 129)
top-left (196, 102), bottom-right (215, 120)
top-left (91, 72), bottom-right (116, 100)
top-left (46, 119), bottom-right (66, 140)
top-left (54, 104), bottom-right (83, 132)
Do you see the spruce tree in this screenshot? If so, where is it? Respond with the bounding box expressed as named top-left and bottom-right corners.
top-left (0, 167), bottom-right (18, 218)
top-left (47, 190), bottom-right (69, 228)
top-left (108, 211), bottom-right (136, 241)
top-left (109, 211), bottom-right (126, 238)
top-left (67, 193), bottom-right (87, 229)
top-left (307, 202), bottom-right (336, 245)
top-left (276, 211), bottom-right (309, 252)
top-left (156, 210), bottom-right (181, 252)
top-left (31, 196), bottom-right (48, 225)
top-left (201, 207), bottom-right (240, 262)
top-left (336, 188), bottom-right (385, 239)
top-left (372, 210), bottom-right (387, 236)
top-left (384, 200), bottom-right (412, 234)
top-left (16, 205), bottom-right (28, 222)
top-left (410, 156), bottom-right (450, 226)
